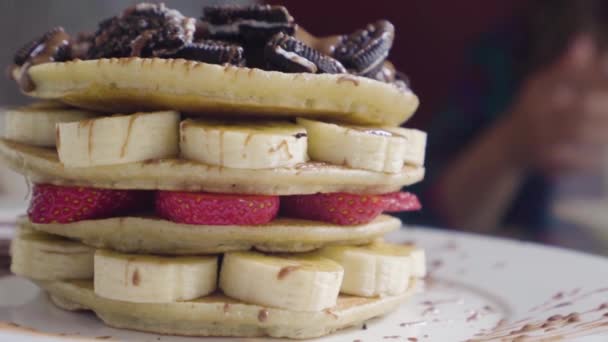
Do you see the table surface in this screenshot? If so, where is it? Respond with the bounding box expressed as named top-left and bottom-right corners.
top-left (0, 222), bottom-right (13, 277)
top-left (0, 242), bottom-right (9, 277)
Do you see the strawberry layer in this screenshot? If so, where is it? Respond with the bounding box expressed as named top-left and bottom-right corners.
top-left (28, 184), bottom-right (420, 226)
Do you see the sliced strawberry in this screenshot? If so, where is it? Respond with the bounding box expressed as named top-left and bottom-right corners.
top-left (281, 193), bottom-right (385, 225)
top-left (28, 184), bottom-right (146, 224)
top-left (381, 192), bottom-right (421, 212)
top-left (156, 191), bottom-right (279, 225)
top-left (281, 191), bottom-right (422, 225)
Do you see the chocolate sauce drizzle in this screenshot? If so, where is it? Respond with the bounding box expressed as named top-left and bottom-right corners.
top-left (468, 288), bottom-right (608, 341)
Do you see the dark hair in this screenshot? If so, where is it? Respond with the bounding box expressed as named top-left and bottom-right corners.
top-left (527, 0), bottom-right (608, 71)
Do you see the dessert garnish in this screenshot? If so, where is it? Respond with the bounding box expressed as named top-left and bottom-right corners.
top-left (10, 3), bottom-right (409, 91)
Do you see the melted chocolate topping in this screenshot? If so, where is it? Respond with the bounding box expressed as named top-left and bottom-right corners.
top-left (13, 27), bottom-right (71, 92)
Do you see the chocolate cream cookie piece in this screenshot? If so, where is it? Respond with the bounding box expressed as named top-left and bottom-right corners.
top-left (203, 4), bottom-right (295, 42)
top-left (333, 20), bottom-right (395, 77)
top-left (87, 3), bottom-right (196, 59)
top-left (265, 33), bottom-right (346, 74)
top-left (158, 41), bottom-right (245, 66)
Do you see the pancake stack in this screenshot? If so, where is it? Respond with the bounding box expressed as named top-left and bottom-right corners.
top-left (2, 3), bottom-right (427, 339)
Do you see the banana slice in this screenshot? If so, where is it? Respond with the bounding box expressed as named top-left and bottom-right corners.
top-left (401, 243), bottom-right (427, 278)
top-left (297, 118), bottom-right (426, 173)
top-left (57, 111), bottom-right (180, 167)
top-left (94, 249), bottom-right (218, 303)
top-left (180, 119), bottom-right (308, 169)
top-left (10, 229), bottom-right (94, 280)
top-left (3, 103), bottom-right (96, 147)
top-left (219, 251), bottom-right (343, 312)
top-left (316, 241), bottom-right (426, 297)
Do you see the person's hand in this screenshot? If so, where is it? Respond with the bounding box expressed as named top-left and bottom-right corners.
top-left (505, 34), bottom-right (608, 175)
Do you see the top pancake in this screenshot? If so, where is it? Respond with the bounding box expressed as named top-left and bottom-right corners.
top-left (15, 58), bottom-right (419, 126)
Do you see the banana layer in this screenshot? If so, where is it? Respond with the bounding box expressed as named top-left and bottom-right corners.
top-left (0, 139), bottom-right (424, 194)
top-left (13, 229), bottom-right (422, 338)
top-left (13, 229), bottom-right (421, 304)
top-left (40, 279), bottom-right (415, 339)
top-left (21, 214), bottom-right (400, 254)
top-left (18, 58), bottom-right (419, 126)
top-left (4, 105), bottom-right (426, 171)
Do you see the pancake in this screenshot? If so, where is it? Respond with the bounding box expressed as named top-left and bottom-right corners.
top-left (21, 214), bottom-right (401, 254)
top-left (40, 279), bottom-right (416, 339)
top-left (15, 58), bottom-right (418, 126)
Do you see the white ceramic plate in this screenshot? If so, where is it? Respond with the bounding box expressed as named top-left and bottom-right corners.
top-left (0, 227), bottom-right (607, 342)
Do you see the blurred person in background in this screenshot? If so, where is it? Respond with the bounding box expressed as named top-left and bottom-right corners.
top-left (415, 0), bottom-right (608, 244)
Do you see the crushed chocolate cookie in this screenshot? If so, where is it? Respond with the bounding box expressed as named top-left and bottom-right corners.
top-left (203, 4), bottom-right (294, 42)
top-left (158, 40), bottom-right (245, 65)
top-left (9, 4), bottom-right (412, 87)
top-left (333, 20), bottom-right (395, 77)
top-left (87, 3), bottom-right (195, 59)
top-left (265, 32), bottom-right (346, 74)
